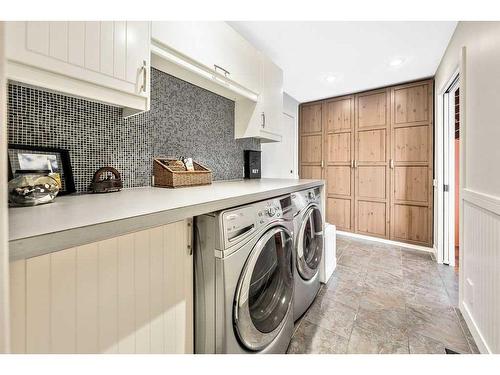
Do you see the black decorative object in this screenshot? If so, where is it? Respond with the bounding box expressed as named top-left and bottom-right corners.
top-left (91, 167), bottom-right (123, 193)
top-left (7, 144), bottom-right (76, 195)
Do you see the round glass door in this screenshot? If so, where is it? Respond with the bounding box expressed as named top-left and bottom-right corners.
top-left (234, 226), bottom-right (293, 351)
top-left (297, 206), bottom-right (323, 280)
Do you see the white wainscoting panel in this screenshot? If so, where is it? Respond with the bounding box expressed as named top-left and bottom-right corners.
top-left (462, 198), bottom-right (500, 353)
top-left (9, 219), bottom-right (193, 354)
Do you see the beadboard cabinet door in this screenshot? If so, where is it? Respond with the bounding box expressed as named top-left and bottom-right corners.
top-left (6, 21), bottom-right (150, 116)
top-left (9, 219), bottom-right (193, 354)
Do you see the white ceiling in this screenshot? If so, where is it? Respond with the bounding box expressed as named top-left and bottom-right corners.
top-left (228, 21), bottom-right (457, 103)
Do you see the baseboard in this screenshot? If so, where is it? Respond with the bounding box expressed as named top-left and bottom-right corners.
top-left (460, 300), bottom-right (490, 354)
top-left (337, 230), bottom-right (434, 253)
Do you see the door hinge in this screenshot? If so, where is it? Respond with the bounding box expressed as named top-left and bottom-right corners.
top-left (444, 184), bottom-right (449, 192)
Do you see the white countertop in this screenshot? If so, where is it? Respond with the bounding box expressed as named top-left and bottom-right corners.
top-left (9, 178), bottom-right (323, 260)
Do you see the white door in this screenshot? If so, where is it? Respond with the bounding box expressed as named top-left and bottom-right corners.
top-left (261, 112), bottom-right (297, 178)
top-left (282, 113), bottom-right (298, 178)
top-left (443, 77), bottom-right (459, 266)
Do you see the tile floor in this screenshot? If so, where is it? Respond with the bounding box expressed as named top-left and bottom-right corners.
top-left (287, 236), bottom-right (479, 354)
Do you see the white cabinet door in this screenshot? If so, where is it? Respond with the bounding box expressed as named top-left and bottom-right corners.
top-left (6, 21), bottom-right (150, 114)
top-left (152, 21), bottom-right (199, 62)
top-left (194, 22), bottom-right (261, 94)
top-left (9, 219), bottom-right (193, 354)
top-left (126, 21), bottom-right (151, 95)
top-left (261, 55), bottom-right (284, 137)
top-left (152, 21), bottom-right (261, 94)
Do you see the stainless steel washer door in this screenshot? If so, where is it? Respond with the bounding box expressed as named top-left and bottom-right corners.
top-left (297, 205), bottom-right (323, 280)
top-left (234, 226), bottom-right (293, 351)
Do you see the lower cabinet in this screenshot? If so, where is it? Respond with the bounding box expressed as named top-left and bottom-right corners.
top-left (9, 219), bottom-right (193, 354)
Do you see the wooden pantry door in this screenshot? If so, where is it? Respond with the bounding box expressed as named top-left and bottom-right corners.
top-left (354, 88), bottom-right (391, 238)
top-left (390, 80), bottom-right (433, 246)
top-left (323, 96), bottom-right (355, 232)
top-left (299, 103), bottom-right (323, 180)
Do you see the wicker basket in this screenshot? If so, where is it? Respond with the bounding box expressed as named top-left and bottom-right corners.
top-left (153, 158), bottom-right (212, 188)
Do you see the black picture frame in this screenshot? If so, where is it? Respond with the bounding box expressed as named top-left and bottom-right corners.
top-left (7, 144), bottom-right (76, 195)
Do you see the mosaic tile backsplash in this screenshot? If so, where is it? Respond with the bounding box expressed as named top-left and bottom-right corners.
top-left (7, 68), bottom-right (260, 192)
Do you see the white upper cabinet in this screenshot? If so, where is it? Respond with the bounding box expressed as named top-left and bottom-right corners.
top-left (235, 54), bottom-right (283, 142)
top-left (195, 22), bottom-right (261, 95)
top-left (152, 21), bottom-right (283, 142)
top-left (152, 22), bottom-right (261, 95)
top-left (5, 21), bottom-right (150, 116)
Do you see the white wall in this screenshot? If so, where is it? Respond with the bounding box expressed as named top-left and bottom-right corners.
top-left (435, 21), bottom-right (500, 354)
top-left (0, 21), bottom-right (10, 353)
top-left (261, 92), bottom-right (299, 179)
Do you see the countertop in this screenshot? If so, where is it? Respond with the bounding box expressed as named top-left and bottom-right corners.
top-left (9, 178), bottom-right (324, 260)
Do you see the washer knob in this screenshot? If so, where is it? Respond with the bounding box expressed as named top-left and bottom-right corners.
top-left (308, 191), bottom-right (315, 200)
top-left (266, 206), bottom-right (276, 216)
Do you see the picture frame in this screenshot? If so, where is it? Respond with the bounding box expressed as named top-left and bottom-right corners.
top-left (7, 144), bottom-right (76, 195)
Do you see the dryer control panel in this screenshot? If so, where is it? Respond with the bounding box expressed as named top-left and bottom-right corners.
top-left (291, 187), bottom-right (322, 214)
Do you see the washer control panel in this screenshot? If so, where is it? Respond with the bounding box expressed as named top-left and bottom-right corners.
top-left (260, 201), bottom-right (281, 219)
top-left (222, 195), bottom-right (291, 246)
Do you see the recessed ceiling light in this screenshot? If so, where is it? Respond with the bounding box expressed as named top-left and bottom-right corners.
top-left (326, 75), bottom-right (336, 83)
top-left (389, 58), bottom-right (404, 67)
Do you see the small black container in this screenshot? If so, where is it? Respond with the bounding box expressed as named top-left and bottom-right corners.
top-left (244, 150), bottom-right (261, 179)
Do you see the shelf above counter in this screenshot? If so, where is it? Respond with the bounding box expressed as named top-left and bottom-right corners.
top-left (8, 178), bottom-right (324, 261)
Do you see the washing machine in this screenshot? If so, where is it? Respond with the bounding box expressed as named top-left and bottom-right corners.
top-left (291, 187), bottom-right (324, 321)
top-left (194, 195), bottom-right (295, 354)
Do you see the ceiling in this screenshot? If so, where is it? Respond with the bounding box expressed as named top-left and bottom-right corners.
top-left (228, 21), bottom-right (457, 103)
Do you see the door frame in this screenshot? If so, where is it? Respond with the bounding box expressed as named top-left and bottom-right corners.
top-left (443, 76), bottom-right (460, 266)
top-left (284, 111), bottom-right (298, 179)
top-left (436, 67), bottom-right (460, 266)
top-left (0, 21), bottom-right (10, 353)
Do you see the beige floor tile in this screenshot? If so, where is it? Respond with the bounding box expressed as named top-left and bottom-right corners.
top-left (304, 296), bottom-right (357, 339)
top-left (347, 325), bottom-right (409, 354)
top-left (409, 333), bottom-right (447, 354)
top-left (406, 303), bottom-right (471, 353)
top-left (287, 320), bottom-right (348, 354)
